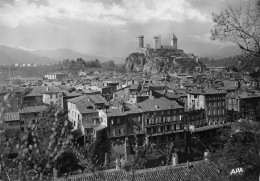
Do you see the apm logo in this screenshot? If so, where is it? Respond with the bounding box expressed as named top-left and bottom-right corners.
top-left (230, 167), bottom-right (244, 175)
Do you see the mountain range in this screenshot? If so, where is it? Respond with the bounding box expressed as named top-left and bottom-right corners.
top-left (0, 45), bottom-right (123, 65)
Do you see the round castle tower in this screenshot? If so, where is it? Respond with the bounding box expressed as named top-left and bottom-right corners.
top-left (136, 35), bottom-right (144, 49)
top-left (170, 33), bottom-right (178, 49)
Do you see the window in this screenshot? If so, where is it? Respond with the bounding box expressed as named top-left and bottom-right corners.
top-left (153, 127), bottom-right (156, 133)
top-left (117, 118), bottom-right (120, 124)
top-left (180, 115), bottom-right (183, 121)
top-left (34, 113), bottom-right (38, 116)
top-left (118, 128), bottom-right (123, 136)
top-left (50, 94), bottom-right (52, 99)
top-left (112, 129), bottom-right (116, 136)
top-left (146, 119), bottom-right (149, 125)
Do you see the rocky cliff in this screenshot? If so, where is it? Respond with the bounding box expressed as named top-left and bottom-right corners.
top-left (125, 49), bottom-right (205, 74)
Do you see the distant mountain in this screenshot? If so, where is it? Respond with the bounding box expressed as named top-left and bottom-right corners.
top-left (0, 45), bottom-right (56, 65)
top-left (0, 45), bottom-right (124, 65)
top-left (31, 48), bottom-right (94, 61)
top-left (31, 48), bottom-right (124, 63)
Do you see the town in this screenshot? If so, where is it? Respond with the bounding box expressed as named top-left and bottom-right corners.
top-left (0, 31), bottom-right (259, 181)
top-left (0, 0), bottom-right (259, 181)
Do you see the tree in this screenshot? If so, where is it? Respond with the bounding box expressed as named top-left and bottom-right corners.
top-left (211, 1), bottom-right (260, 58)
top-left (0, 103), bottom-right (79, 180)
top-left (211, 119), bottom-right (260, 181)
top-left (90, 129), bottom-right (111, 167)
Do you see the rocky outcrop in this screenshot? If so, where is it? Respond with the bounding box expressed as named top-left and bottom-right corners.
top-left (125, 53), bottom-right (146, 72)
top-left (125, 49), bottom-right (205, 74)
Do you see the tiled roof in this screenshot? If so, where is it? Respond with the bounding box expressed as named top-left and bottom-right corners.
top-left (105, 109), bottom-right (128, 117)
top-left (68, 95), bottom-right (106, 114)
top-left (88, 94), bottom-right (108, 104)
top-left (56, 160), bottom-right (234, 181)
top-left (226, 92), bottom-right (260, 99)
top-left (153, 90), bottom-right (181, 99)
top-left (194, 123), bottom-right (230, 132)
top-left (135, 97), bottom-right (183, 112)
top-left (189, 88), bottom-right (227, 95)
top-left (67, 95), bottom-right (88, 104)
top-left (32, 86), bottom-right (60, 94)
top-left (64, 92), bottom-right (82, 98)
top-left (24, 91), bottom-right (43, 97)
top-left (19, 105), bottom-right (47, 114)
top-left (68, 95), bottom-right (108, 105)
top-left (4, 112), bottom-right (20, 121)
top-left (129, 83), bottom-right (140, 90)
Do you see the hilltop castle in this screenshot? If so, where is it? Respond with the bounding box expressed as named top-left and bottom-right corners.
top-left (136, 33), bottom-right (178, 53)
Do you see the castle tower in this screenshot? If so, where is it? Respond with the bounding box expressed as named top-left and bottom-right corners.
top-left (170, 33), bottom-right (178, 49)
top-left (136, 35), bottom-right (144, 49)
top-left (153, 35), bottom-right (161, 50)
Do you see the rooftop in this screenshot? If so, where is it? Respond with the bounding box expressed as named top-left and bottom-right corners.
top-left (56, 160), bottom-right (239, 181)
top-left (135, 97), bottom-right (183, 112)
top-left (4, 112), bottom-right (20, 121)
top-left (19, 105), bottom-right (47, 114)
top-left (189, 88), bottom-right (227, 95)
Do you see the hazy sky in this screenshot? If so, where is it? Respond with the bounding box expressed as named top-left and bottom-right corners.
top-left (0, 0), bottom-right (253, 58)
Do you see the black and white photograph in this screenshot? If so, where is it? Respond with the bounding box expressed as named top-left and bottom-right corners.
top-left (0, 0), bottom-right (259, 180)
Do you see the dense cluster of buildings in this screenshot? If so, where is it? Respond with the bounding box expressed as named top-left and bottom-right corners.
top-left (0, 67), bottom-right (259, 157)
top-left (0, 60), bottom-right (259, 180)
top-left (0, 35), bottom-right (259, 178)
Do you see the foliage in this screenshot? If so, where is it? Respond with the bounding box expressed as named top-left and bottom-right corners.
top-left (211, 1), bottom-right (260, 71)
top-left (61, 58), bottom-right (101, 71)
top-left (211, 120), bottom-right (260, 180)
top-left (0, 93), bottom-right (79, 180)
top-left (91, 129), bottom-right (111, 167)
top-left (55, 151), bottom-right (82, 175)
top-left (211, 1), bottom-right (260, 57)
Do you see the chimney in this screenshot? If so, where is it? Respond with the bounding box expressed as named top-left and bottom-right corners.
top-left (172, 153), bottom-right (178, 166)
top-left (154, 104), bottom-right (159, 109)
top-left (53, 168), bottom-right (58, 179)
top-left (104, 152), bottom-right (108, 167)
top-left (204, 150), bottom-right (210, 161)
top-left (116, 157), bottom-right (120, 170)
top-left (164, 88), bottom-right (167, 95)
top-left (124, 137), bottom-right (131, 160)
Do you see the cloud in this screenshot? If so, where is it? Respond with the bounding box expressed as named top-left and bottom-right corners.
top-left (0, 0), bottom-right (210, 28)
top-left (191, 33), bottom-right (236, 48)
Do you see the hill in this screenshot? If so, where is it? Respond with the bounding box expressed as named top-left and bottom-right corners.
top-left (0, 45), bottom-right (56, 65)
top-left (31, 48), bottom-right (124, 63)
top-left (0, 45), bottom-right (124, 65)
top-left (125, 49), bottom-right (205, 74)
